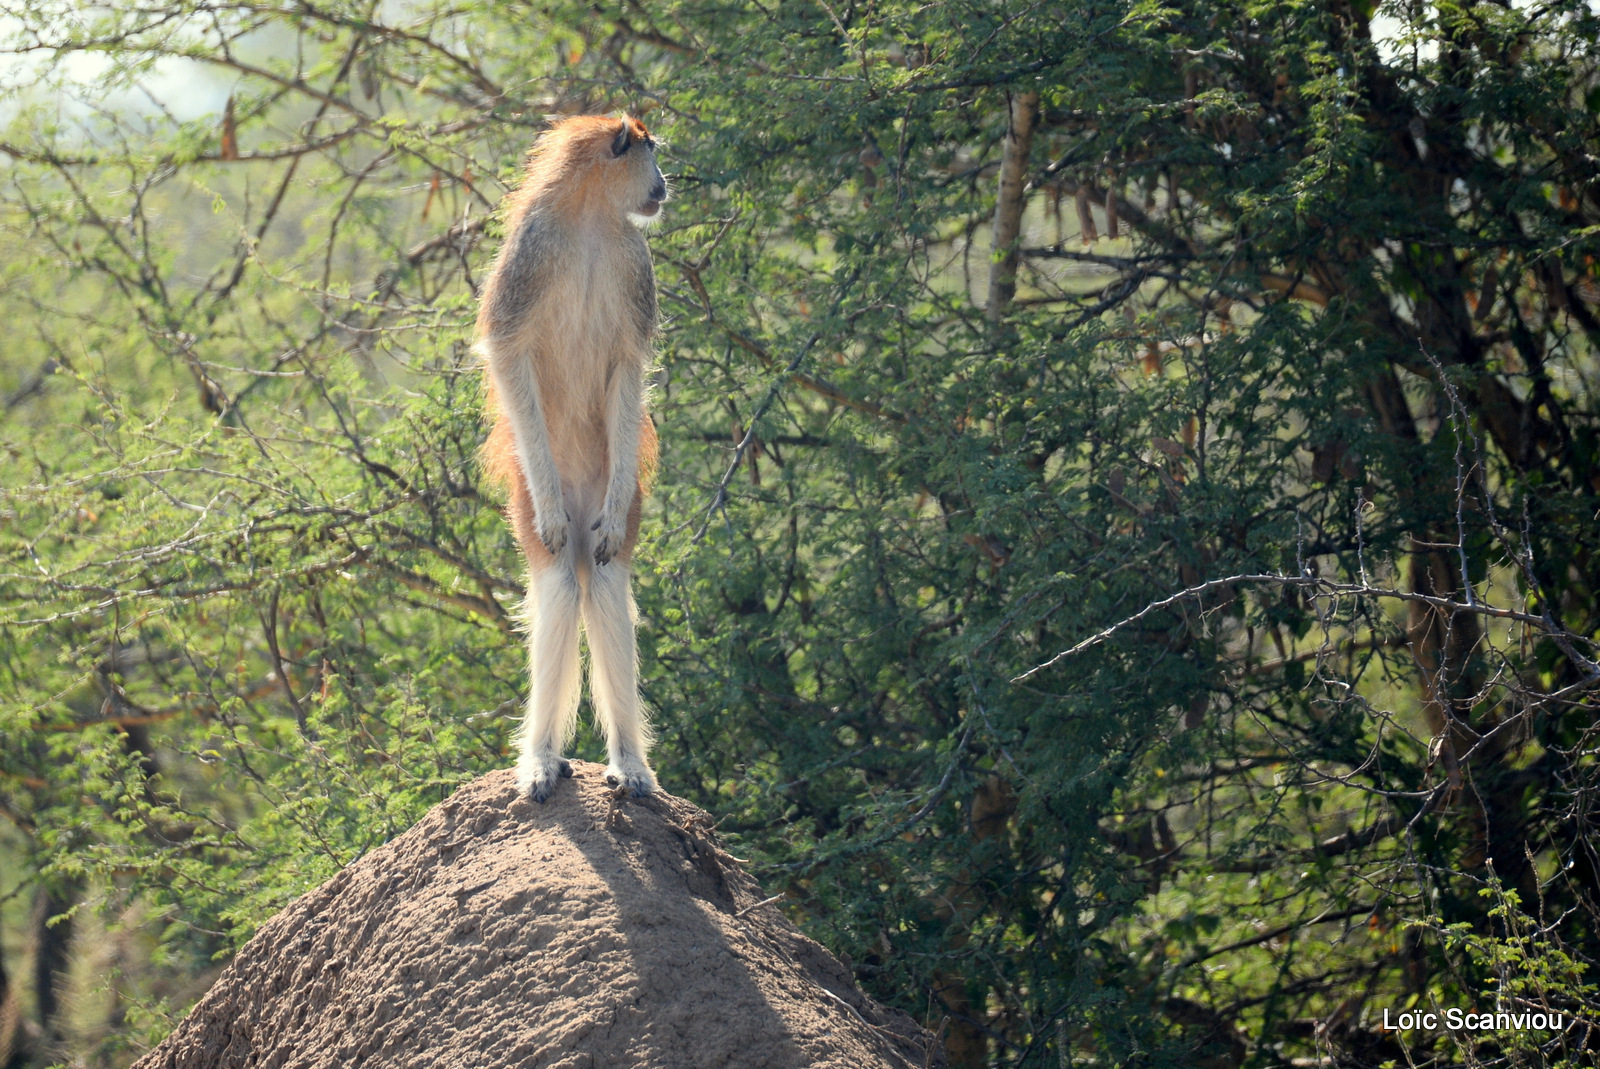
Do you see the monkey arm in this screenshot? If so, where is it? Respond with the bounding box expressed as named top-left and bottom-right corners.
top-left (485, 339), bottom-right (570, 554)
top-left (593, 362), bottom-right (644, 565)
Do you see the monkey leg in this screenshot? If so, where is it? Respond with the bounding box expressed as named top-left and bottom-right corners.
top-left (581, 558), bottom-right (657, 797)
top-left (516, 555), bottom-right (582, 802)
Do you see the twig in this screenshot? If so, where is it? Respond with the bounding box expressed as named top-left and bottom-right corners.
top-left (1014, 573), bottom-right (1600, 682)
top-left (690, 267), bottom-right (862, 543)
top-left (734, 893), bottom-right (785, 917)
top-left (1180, 904), bottom-right (1376, 967)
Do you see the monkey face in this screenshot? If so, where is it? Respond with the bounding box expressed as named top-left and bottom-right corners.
top-left (522, 115), bottom-right (669, 224)
top-left (608, 116), bottom-right (668, 220)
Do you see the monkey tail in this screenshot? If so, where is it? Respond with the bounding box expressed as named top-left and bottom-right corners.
top-left (480, 376), bottom-right (518, 493)
top-left (638, 413), bottom-right (660, 497)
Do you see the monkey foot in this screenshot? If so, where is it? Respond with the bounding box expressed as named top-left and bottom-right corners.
top-left (517, 755), bottom-right (573, 803)
top-left (604, 760), bottom-right (657, 798)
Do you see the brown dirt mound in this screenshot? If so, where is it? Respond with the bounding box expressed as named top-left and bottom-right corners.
top-left (133, 763), bottom-right (942, 1069)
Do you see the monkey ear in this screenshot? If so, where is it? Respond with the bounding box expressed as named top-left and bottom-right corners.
top-left (611, 122), bottom-right (632, 158)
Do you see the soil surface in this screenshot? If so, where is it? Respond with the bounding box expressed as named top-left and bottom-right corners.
top-left (132, 763), bottom-right (941, 1069)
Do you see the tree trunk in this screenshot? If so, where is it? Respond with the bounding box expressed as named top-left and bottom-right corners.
top-left (987, 91), bottom-right (1039, 322)
top-left (30, 881), bottom-right (76, 1046)
top-left (931, 773), bottom-right (1017, 1068)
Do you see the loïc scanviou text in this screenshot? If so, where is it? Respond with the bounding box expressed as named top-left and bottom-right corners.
top-left (1383, 1008), bottom-right (1565, 1033)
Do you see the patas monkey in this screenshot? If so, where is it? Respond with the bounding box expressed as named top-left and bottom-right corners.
top-left (477, 115), bottom-right (666, 802)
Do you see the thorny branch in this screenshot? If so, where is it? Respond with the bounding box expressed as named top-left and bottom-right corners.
top-left (1014, 573), bottom-right (1600, 683)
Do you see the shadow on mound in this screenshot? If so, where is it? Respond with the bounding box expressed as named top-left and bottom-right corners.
top-left (134, 764), bottom-right (942, 1069)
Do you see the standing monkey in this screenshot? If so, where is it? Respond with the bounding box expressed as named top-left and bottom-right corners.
top-left (477, 115), bottom-right (667, 802)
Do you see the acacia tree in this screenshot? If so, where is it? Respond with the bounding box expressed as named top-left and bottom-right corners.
top-left (1, 1), bottom-right (1597, 1067)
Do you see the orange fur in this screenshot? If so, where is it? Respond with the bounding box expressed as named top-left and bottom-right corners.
top-left (482, 381), bottom-right (657, 501)
top-left (492, 115), bottom-right (660, 239)
top-left (483, 381), bottom-right (657, 566)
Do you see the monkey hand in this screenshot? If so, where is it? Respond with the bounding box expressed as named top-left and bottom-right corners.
top-left (536, 503), bottom-right (570, 555)
top-left (591, 499), bottom-right (628, 566)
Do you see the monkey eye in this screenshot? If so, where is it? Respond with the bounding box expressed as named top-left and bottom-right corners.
top-left (611, 124), bottom-right (632, 157)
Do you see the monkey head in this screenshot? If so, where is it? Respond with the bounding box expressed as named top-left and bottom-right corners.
top-left (533, 114), bottom-right (667, 221)
top-left (507, 114), bottom-right (670, 231)
top-left (607, 116), bottom-right (668, 220)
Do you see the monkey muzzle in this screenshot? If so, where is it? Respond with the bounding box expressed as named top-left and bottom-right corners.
top-left (638, 179), bottom-right (667, 217)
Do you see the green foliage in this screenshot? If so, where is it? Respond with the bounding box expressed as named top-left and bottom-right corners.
top-left (2, 1), bottom-right (1598, 1067)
